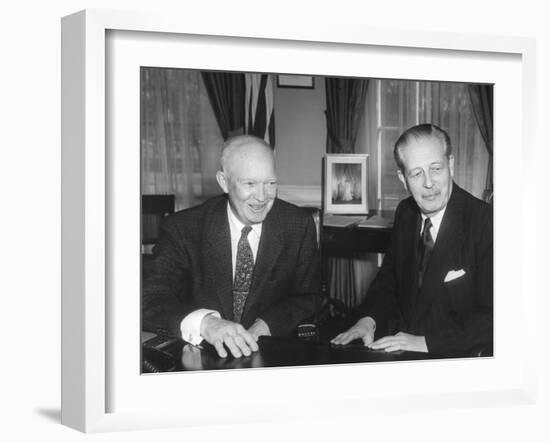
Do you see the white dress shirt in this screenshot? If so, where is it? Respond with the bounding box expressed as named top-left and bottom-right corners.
top-left (420, 205), bottom-right (447, 242)
top-left (180, 203), bottom-right (262, 345)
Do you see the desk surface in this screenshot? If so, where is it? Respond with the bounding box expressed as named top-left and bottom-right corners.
top-left (153, 335), bottom-right (430, 372)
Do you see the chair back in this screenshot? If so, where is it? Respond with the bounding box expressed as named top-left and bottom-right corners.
top-left (142, 194), bottom-right (175, 249)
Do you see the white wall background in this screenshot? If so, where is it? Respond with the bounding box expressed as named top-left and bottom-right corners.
top-left (0, 1), bottom-right (548, 441)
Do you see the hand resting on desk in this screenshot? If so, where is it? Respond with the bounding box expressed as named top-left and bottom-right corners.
top-left (330, 317), bottom-right (376, 346)
top-left (331, 317), bottom-right (428, 353)
top-left (200, 315), bottom-right (259, 358)
top-left (369, 332), bottom-right (427, 353)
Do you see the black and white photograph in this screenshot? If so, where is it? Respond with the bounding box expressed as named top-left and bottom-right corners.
top-left (140, 67), bottom-right (494, 373)
top-left (332, 163), bottom-right (362, 205)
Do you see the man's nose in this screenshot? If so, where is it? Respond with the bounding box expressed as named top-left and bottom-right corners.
top-left (423, 171), bottom-right (434, 188)
top-left (255, 184), bottom-right (266, 201)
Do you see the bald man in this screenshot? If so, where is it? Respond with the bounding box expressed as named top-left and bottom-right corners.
top-left (143, 135), bottom-right (321, 358)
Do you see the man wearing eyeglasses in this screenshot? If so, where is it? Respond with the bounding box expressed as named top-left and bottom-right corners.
top-left (331, 124), bottom-right (493, 357)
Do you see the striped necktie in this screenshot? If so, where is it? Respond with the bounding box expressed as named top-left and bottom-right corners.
top-left (418, 217), bottom-right (434, 288)
top-left (233, 226), bottom-right (254, 322)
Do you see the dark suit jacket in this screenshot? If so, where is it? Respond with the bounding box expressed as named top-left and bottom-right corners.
top-left (360, 184), bottom-right (493, 357)
top-left (142, 195), bottom-right (321, 338)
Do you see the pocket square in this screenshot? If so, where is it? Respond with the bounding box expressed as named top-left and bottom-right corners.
top-left (444, 269), bottom-right (466, 283)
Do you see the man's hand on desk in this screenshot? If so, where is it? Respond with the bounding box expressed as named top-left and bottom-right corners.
top-left (247, 318), bottom-right (271, 341)
top-left (200, 315), bottom-right (259, 358)
top-left (330, 317), bottom-right (376, 346)
top-left (369, 332), bottom-right (428, 353)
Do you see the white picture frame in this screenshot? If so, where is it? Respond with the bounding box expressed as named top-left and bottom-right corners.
top-left (61, 9), bottom-right (537, 433)
top-left (324, 154), bottom-right (369, 215)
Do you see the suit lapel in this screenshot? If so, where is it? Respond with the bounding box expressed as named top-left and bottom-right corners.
top-left (204, 199), bottom-right (234, 320)
top-left (242, 201), bottom-right (285, 320)
top-left (421, 184), bottom-right (466, 295)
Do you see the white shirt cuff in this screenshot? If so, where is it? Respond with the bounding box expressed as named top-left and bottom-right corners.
top-left (180, 309), bottom-right (220, 346)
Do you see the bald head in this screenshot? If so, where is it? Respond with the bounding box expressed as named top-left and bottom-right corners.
top-left (216, 135), bottom-right (277, 225)
top-left (220, 135), bottom-right (274, 176)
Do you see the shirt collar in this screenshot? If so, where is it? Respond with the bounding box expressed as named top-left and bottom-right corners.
top-left (420, 200), bottom-right (448, 241)
top-left (226, 202), bottom-right (262, 238)
top-left (419, 182), bottom-right (453, 238)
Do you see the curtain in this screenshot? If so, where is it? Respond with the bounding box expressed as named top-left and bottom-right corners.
top-left (245, 73), bottom-right (276, 146)
top-left (141, 68), bottom-right (224, 210)
top-left (202, 72), bottom-right (276, 147)
top-left (467, 85), bottom-right (494, 202)
top-left (201, 72), bottom-right (246, 140)
top-left (325, 78), bottom-right (369, 153)
top-left (324, 77), bottom-right (370, 309)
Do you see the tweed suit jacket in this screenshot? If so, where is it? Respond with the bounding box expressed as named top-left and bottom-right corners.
top-left (142, 195), bottom-right (321, 338)
top-left (359, 184), bottom-right (493, 357)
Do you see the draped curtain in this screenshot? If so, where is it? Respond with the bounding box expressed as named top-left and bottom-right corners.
top-left (325, 78), bottom-right (369, 153)
top-left (202, 71), bottom-right (276, 146)
top-left (467, 85), bottom-right (493, 202)
top-left (324, 78), bottom-right (370, 308)
top-left (201, 72), bottom-right (245, 140)
top-left (245, 73), bottom-right (276, 146)
top-left (141, 68), bottom-right (223, 210)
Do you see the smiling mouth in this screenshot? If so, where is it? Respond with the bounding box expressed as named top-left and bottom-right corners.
top-left (423, 193), bottom-right (440, 201)
top-left (249, 204), bottom-right (267, 212)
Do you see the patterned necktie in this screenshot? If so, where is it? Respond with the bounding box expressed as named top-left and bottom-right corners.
top-left (418, 217), bottom-right (434, 288)
top-left (233, 226), bottom-right (254, 322)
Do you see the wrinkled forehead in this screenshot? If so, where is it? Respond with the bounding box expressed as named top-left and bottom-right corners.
top-left (399, 135), bottom-right (448, 166)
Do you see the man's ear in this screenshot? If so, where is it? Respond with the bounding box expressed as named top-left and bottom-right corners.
top-left (397, 169), bottom-right (408, 191)
top-left (448, 154), bottom-right (455, 177)
top-left (216, 171), bottom-right (229, 194)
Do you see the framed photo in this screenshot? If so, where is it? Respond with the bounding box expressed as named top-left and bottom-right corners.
top-left (61, 8), bottom-right (536, 434)
top-left (277, 74), bottom-right (315, 88)
top-left (324, 154), bottom-right (368, 214)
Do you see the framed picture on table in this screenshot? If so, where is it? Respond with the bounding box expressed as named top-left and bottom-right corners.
top-left (324, 154), bottom-right (368, 215)
top-left (61, 8), bottom-right (536, 434)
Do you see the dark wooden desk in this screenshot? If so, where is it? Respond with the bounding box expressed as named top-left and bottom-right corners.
top-left (319, 212), bottom-right (394, 310)
top-left (321, 211), bottom-right (395, 255)
top-left (322, 225), bottom-right (393, 255)
top-left (149, 335), bottom-right (430, 372)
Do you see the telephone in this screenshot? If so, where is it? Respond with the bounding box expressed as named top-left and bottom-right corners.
top-left (296, 322), bottom-right (318, 340)
top-left (142, 345), bottom-right (177, 373)
top-left (141, 330), bottom-right (179, 373)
